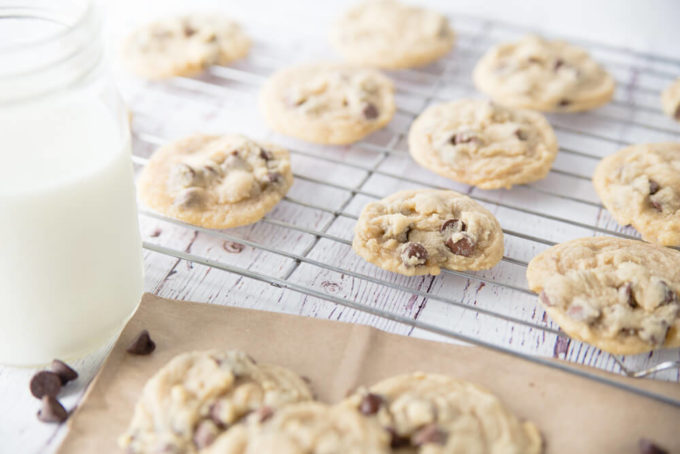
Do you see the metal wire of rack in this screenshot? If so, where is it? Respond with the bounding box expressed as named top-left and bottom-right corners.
top-left (125, 14), bottom-right (680, 407)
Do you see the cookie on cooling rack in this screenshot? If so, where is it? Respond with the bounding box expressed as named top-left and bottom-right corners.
top-left (121, 14), bottom-right (250, 79)
top-left (593, 142), bottom-right (680, 246)
top-left (119, 350), bottom-right (313, 453)
top-left (329, 0), bottom-right (454, 69)
top-left (259, 62), bottom-right (395, 145)
top-left (527, 236), bottom-right (680, 355)
top-left (343, 372), bottom-right (542, 453)
top-left (661, 78), bottom-right (680, 122)
top-left (204, 402), bottom-right (391, 454)
top-left (137, 134), bottom-right (293, 229)
top-left (408, 99), bottom-right (558, 189)
top-left (473, 35), bottom-right (615, 112)
top-left (352, 189), bottom-right (504, 276)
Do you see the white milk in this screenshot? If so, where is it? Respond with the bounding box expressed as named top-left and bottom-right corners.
top-left (0, 94), bottom-right (144, 366)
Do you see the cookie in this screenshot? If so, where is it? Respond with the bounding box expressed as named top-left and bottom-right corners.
top-left (204, 402), bottom-right (390, 454)
top-left (473, 35), bottom-right (615, 112)
top-left (121, 14), bottom-right (250, 79)
top-left (593, 143), bottom-right (680, 246)
top-left (344, 372), bottom-right (542, 453)
top-left (119, 350), bottom-right (313, 453)
top-left (137, 134), bottom-right (293, 229)
top-left (408, 99), bottom-right (558, 189)
top-left (527, 237), bottom-right (680, 355)
top-left (661, 78), bottom-right (680, 122)
top-left (259, 63), bottom-right (395, 145)
top-left (330, 0), bottom-right (454, 69)
top-left (352, 189), bottom-right (504, 276)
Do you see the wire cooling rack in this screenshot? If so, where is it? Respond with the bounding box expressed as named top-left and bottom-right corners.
top-left (123, 13), bottom-right (680, 407)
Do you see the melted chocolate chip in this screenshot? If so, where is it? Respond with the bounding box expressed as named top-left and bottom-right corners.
top-left (175, 188), bottom-right (205, 209)
top-left (359, 393), bottom-right (383, 415)
top-left (558, 99), bottom-right (571, 108)
top-left (450, 131), bottom-right (478, 145)
top-left (400, 242), bottom-right (428, 266)
top-left (193, 420), bottom-right (217, 449)
top-left (515, 129), bottom-right (528, 141)
top-left (30, 371), bottom-right (62, 399)
top-left (650, 199), bottom-right (663, 212)
top-left (445, 234), bottom-right (475, 256)
top-left (553, 59), bottom-right (565, 71)
top-left (50, 360), bottom-right (78, 385)
top-left (260, 149), bottom-right (273, 161)
top-left (639, 439), bottom-right (669, 454)
top-left (266, 172), bottom-right (282, 183)
top-left (386, 427), bottom-right (411, 448)
top-left (363, 103), bottom-right (379, 120)
top-left (411, 423), bottom-right (447, 446)
top-left (660, 281), bottom-right (678, 304)
top-left (37, 396), bottom-right (68, 423)
top-left (209, 401), bottom-right (228, 429)
top-left (620, 282), bottom-right (637, 308)
top-left (648, 179), bottom-right (661, 195)
top-left (440, 219), bottom-right (466, 232)
top-left (126, 330), bottom-right (156, 355)
top-left (674, 104), bottom-right (680, 120)
top-left (183, 25), bottom-right (197, 37)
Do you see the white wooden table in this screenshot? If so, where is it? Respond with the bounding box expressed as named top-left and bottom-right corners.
top-left (2, 2), bottom-right (680, 453)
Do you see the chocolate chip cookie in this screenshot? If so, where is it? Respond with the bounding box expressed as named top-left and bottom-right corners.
top-left (661, 78), bottom-right (680, 122)
top-left (121, 14), bottom-right (250, 79)
top-left (527, 237), bottom-right (680, 355)
top-left (330, 0), bottom-right (455, 69)
top-left (593, 142), bottom-right (680, 246)
top-left (204, 402), bottom-right (390, 454)
top-left (408, 99), bottom-right (558, 189)
top-left (473, 35), bottom-right (615, 112)
top-left (344, 372), bottom-right (543, 453)
top-left (137, 134), bottom-right (293, 229)
top-left (259, 63), bottom-right (395, 144)
top-left (119, 350), bottom-right (313, 453)
top-left (353, 189), bottom-right (504, 276)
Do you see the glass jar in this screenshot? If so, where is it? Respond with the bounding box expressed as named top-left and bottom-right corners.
top-left (0, 0), bottom-right (144, 365)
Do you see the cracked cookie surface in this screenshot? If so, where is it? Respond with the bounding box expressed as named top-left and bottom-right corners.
top-left (352, 189), bottom-right (504, 276)
top-left (121, 14), bottom-right (250, 79)
top-left (119, 350), bottom-right (313, 453)
top-left (137, 134), bottom-right (293, 229)
top-left (259, 63), bottom-right (395, 144)
top-left (204, 402), bottom-right (390, 454)
top-left (408, 99), bottom-right (558, 189)
top-left (473, 35), bottom-right (615, 112)
top-left (661, 78), bottom-right (680, 122)
top-left (527, 237), bottom-right (680, 355)
top-left (593, 142), bottom-right (680, 246)
top-left (343, 372), bottom-right (542, 454)
top-left (330, 0), bottom-right (454, 69)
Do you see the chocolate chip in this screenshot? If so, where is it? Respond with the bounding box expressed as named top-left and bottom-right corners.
top-left (359, 393), bottom-right (383, 415)
top-left (558, 99), bottom-right (571, 107)
top-left (648, 179), bottom-right (661, 195)
top-left (445, 234), bottom-right (475, 256)
top-left (440, 219), bottom-right (466, 232)
top-left (660, 281), bottom-right (678, 304)
top-left (674, 104), bottom-right (680, 120)
top-left (209, 401), bottom-right (227, 428)
top-left (515, 129), bottom-right (528, 141)
top-left (259, 149), bottom-right (273, 161)
top-left (411, 423), bottom-right (447, 446)
top-left (230, 150), bottom-right (239, 156)
top-left (639, 438), bottom-right (668, 454)
top-left (363, 103), bottom-right (379, 120)
top-left (50, 360), bottom-right (78, 385)
top-left (254, 406), bottom-right (274, 422)
top-left (539, 290), bottom-right (553, 307)
top-left (620, 282), bottom-right (637, 308)
top-left (37, 396), bottom-right (68, 423)
top-left (400, 242), bottom-right (428, 266)
top-left (30, 371), bottom-right (62, 399)
top-left (450, 131), bottom-right (478, 145)
top-left (193, 420), bottom-right (217, 449)
top-left (266, 172), bottom-right (282, 183)
top-left (650, 199), bottom-right (663, 212)
top-left (183, 25), bottom-right (197, 37)
top-left (553, 59), bottom-right (565, 71)
top-left (126, 330), bottom-right (156, 355)
top-left (175, 188), bottom-right (205, 209)
top-left (386, 427), bottom-right (410, 448)
top-left (150, 228), bottom-right (162, 238)
top-left (528, 57), bottom-right (542, 64)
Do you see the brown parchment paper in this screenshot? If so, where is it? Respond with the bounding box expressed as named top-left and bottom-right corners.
top-left (57, 293), bottom-right (680, 453)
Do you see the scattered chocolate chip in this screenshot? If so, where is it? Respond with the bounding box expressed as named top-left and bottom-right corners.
top-left (359, 393), bottom-right (383, 415)
top-left (648, 179), bottom-right (661, 195)
top-left (621, 327), bottom-right (639, 336)
top-left (50, 360), bottom-right (78, 385)
top-left (539, 290), bottom-right (553, 307)
top-left (620, 282), bottom-right (637, 308)
top-left (150, 228), bottom-right (162, 238)
top-left (183, 24), bottom-right (196, 37)
top-left (558, 99), bottom-right (571, 107)
top-left (30, 371), bottom-right (62, 399)
top-left (259, 149), bottom-right (273, 161)
top-left (650, 199), bottom-right (663, 212)
top-left (254, 406), bottom-right (274, 422)
top-left (386, 427), bottom-right (410, 448)
top-left (639, 438), bottom-right (668, 454)
top-left (230, 150), bottom-right (239, 156)
top-left (400, 242), bottom-right (428, 266)
top-left (411, 423), bottom-right (447, 446)
top-left (659, 281), bottom-right (678, 304)
top-left (37, 396), bottom-right (68, 423)
top-left (515, 129), bottom-right (528, 141)
top-left (445, 234), bottom-right (475, 256)
top-left (363, 103), bottom-right (379, 120)
top-left (674, 104), bottom-right (680, 120)
top-left (266, 172), bottom-right (282, 183)
top-left (222, 241), bottom-right (245, 253)
top-left (553, 59), bottom-right (565, 71)
top-left (209, 401), bottom-right (227, 428)
top-left (440, 219), bottom-right (466, 232)
top-left (193, 420), bottom-right (218, 449)
top-left (450, 131), bottom-right (478, 145)
top-left (126, 330), bottom-right (156, 355)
